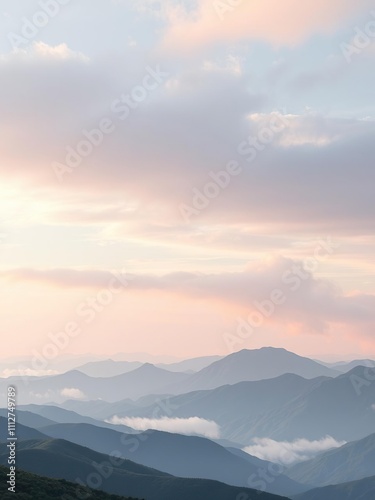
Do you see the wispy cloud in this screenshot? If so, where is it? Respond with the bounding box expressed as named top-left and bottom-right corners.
top-left (243, 436), bottom-right (346, 464)
top-left (30, 390), bottom-right (55, 400)
top-left (61, 387), bottom-right (86, 400)
top-left (107, 416), bottom-right (221, 439)
top-left (156, 0), bottom-right (373, 52)
top-left (2, 257), bottom-right (375, 339)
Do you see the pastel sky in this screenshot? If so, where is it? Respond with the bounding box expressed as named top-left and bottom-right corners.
top-left (0, 0), bottom-right (374, 361)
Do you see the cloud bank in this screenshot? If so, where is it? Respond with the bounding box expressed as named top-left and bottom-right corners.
top-left (60, 387), bottom-right (86, 400)
top-left (107, 416), bottom-right (221, 439)
top-left (1, 43), bottom-right (374, 235)
top-left (243, 436), bottom-right (346, 464)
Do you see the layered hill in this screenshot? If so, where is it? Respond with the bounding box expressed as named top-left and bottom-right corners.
top-left (286, 432), bottom-right (375, 487)
top-left (0, 438), bottom-right (289, 500)
top-left (39, 421), bottom-right (304, 496)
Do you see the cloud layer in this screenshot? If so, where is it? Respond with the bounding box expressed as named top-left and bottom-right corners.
top-left (166, 1), bottom-right (372, 51)
top-left (2, 257), bottom-right (374, 339)
top-left (1, 43), bottom-right (374, 235)
top-left (108, 416), bottom-right (221, 439)
top-left (243, 436), bottom-right (346, 464)
top-left (60, 387), bottom-right (86, 400)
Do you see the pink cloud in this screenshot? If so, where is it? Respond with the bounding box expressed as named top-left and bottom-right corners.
top-left (2, 257), bottom-right (375, 339)
top-left (158, 0), bottom-right (373, 53)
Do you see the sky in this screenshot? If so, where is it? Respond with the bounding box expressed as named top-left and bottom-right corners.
top-left (0, 0), bottom-right (374, 361)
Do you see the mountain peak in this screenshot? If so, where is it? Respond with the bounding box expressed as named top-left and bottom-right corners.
top-left (138, 362), bottom-right (157, 370)
top-left (235, 346), bottom-right (290, 355)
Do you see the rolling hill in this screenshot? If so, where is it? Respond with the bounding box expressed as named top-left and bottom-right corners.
top-left (0, 408), bottom-right (56, 428)
top-left (0, 438), bottom-right (289, 500)
top-left (75, 359), bottom-right (142, 377)
top-left (156, 355), bottom-right (222, 372)
top-left (60, 393), bottom-right (172, 420)
top-left (38, 421), bottom-right (304, 496)
top-left (239, 365), bottom-right (375, 442)
top-left (0, 348), bottom-right (338, 406)
top-left (18, 404), bottom-right (134, 433)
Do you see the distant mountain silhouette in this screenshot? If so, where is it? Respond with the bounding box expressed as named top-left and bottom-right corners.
top-left (166, 347), bottom-right (338, 393)
top-left (76, 359), bottom-right (142, 377)
top-left (0, 417), bottom-right (47, 441)
top-left (0, 364), bottom-right (190, 404)
top-left (76, 355), bottom-right (222, 377)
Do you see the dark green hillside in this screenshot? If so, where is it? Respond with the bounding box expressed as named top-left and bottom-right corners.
top-left (0, 465), bottom-right (140, 500)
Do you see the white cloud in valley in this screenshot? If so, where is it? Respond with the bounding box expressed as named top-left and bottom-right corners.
top-left (60, 387), bottom-right (86, 400)
top-left (107, 416), bottom-right (221, 439)
top-left (243, 436), bottom-right (346, 464)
